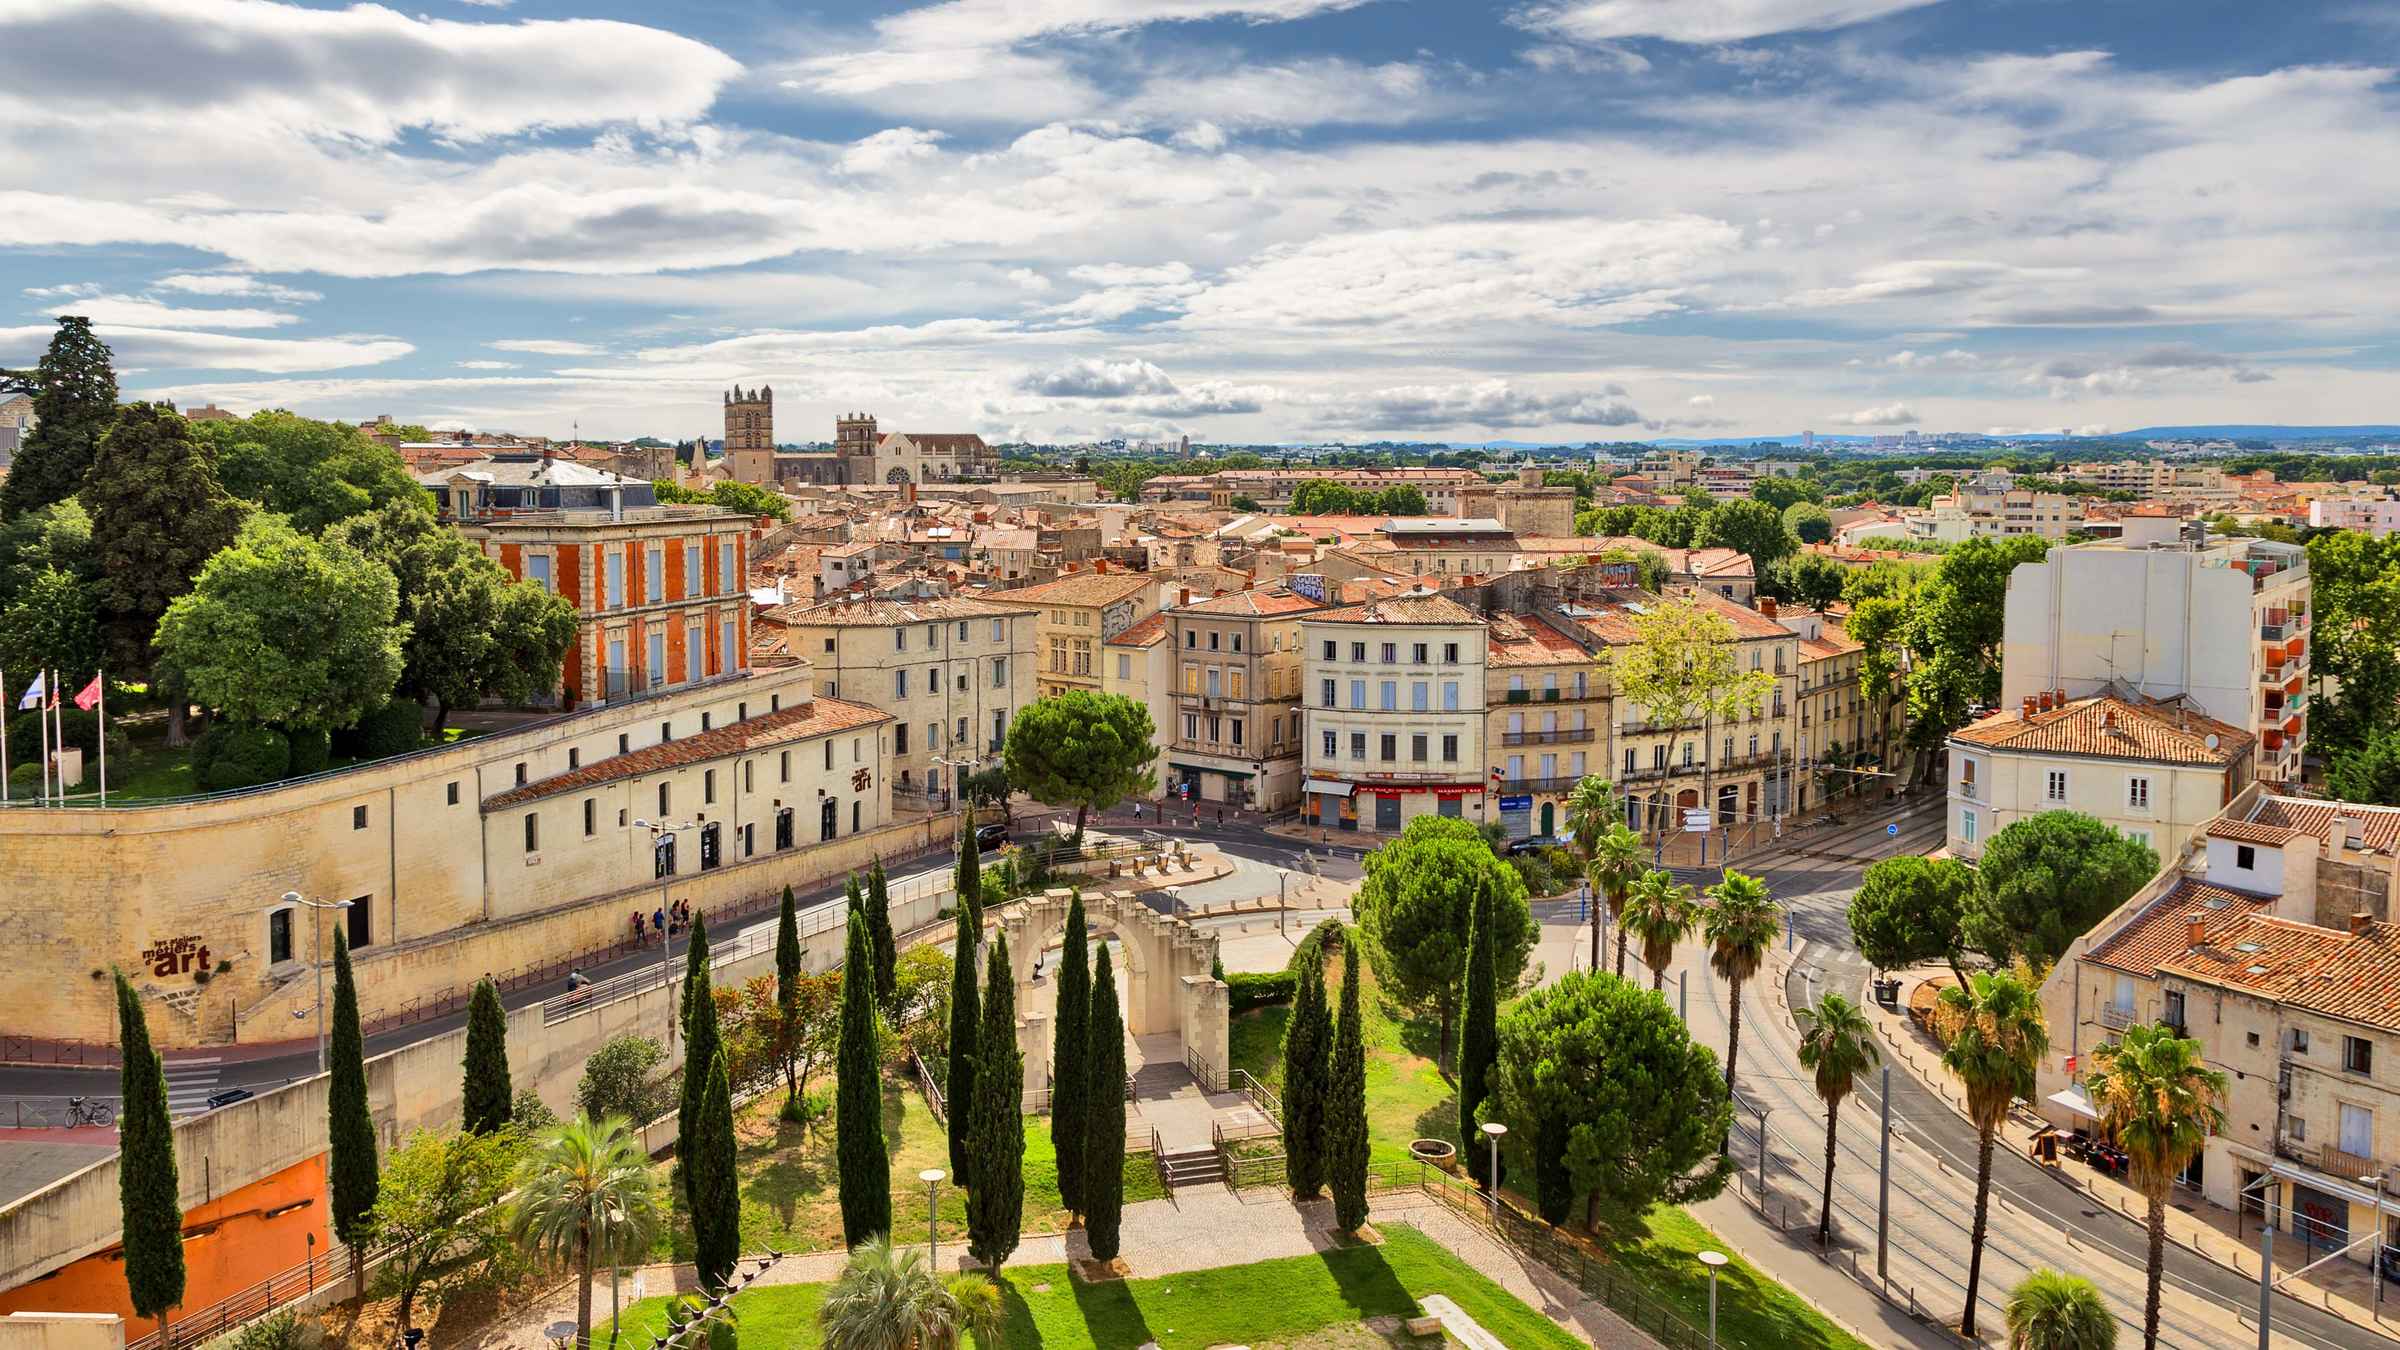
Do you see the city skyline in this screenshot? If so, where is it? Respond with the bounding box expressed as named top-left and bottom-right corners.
top-left (0, 0), bottom-right (2394, 442)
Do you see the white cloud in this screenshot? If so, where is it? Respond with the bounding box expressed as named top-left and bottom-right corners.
top-left (1016, 358), bottom-right (1180, 398)
top-left (873, 0), bottom-right (1372, 50)
top-left (1322, 379), bottom-right (1647, 431)
top-left (1113, 59), bottom-right (1478, 130)
top-left (1687, 394), bottom-right (1717, 406)
top-left (455, 359), bottom-right (519, 370)
top-left (1829, 402), bottom-right (1919, 426)
top-left (153, 273), bottom-right (321, 303)
top-left (1172, 121), bottom-right (1229, 151)
top-left (0, 323), bottom-right (410, 373)
top-left (1513, 0), bottom-right (1942, 44)
top-left (34, 295), bottom-right (301, 330)
top-left (837, 127), bottom-right (948, 176)
top-left (489, 339), bottom-right (606, 356)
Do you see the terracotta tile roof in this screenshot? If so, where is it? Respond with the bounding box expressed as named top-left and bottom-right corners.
top-left (995, 571), bottom-right (1157, 608)
top-left (1487, 611), bottom-right (1591, 667)
top-left (1301, 594), bottom-right (1485, 626)
top-left (1106, 611), bottom-right (1170, 648)
top-left (2207, 796), bottom-right (2400, 852)
top-left (2085, 879), bottom-right (2274, 976)
top-left (483, 697), bottom-right (892, 810)
top-left (766, 594), bottom-right (1037, 626)
top-left (1175, 587), bottom-right (1330, 617)
top-left (1948, 695), bottom-right (2251, 767)
top-left (1798, 632), bottom-right (1860, 662)
top-left (2162, 913), bottom-right (2400, 1030)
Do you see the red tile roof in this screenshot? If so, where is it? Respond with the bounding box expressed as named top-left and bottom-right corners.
top-left (482, 697), bottom-right (892, 810)
top-left (1106, 611), bottom-right (1170, 648)
top-left (2164, 914), bottom-right (2400, 1031)
top-left (995, 571), bottom-right (1158, 607)
top-left (1300, 594), bottom-right (1485, 626)
top-left (2206, 796), bottom-right (2400, 852)
top-left (2085, 879), bottom-right (2273, 977)
top-left (1949, 694), bottom-right (2251, 767)
top-left (1175, 587), bottom-right (1330, 617)
top-left (1486, 611), bottom-right (1591, 667)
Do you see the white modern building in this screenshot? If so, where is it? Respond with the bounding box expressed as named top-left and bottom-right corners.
top-left (2308, 495), bottom-right (2400, 538)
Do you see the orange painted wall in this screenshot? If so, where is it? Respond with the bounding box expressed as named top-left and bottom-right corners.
top-left (665, 539), bottom-right (686, 603)
top-left (0, 1154), bottom-right (331, 1339)
top-left (666, 615), bottom-right (688, 686)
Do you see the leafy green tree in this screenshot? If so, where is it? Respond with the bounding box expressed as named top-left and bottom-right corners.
top-left (954, 815), bottom-right (983, 925)
top-left (1703, 869), bottom-right (1781, 1098)
top-left (1084, 946), bottom-right (1128, 1263)
top-left (0, 316), bottom-right (117, 520)
top-left (1371, 485), bottom-right (1428, 515)
top-left (327, 929), bottom-right (380, 1295)
top-left (836, 910), bottom-right (891, 1246)
top-left (0, 498), bottom-right (95, 605)
top-left (817, 1235), bottom-right (1003, 1349)
top-left (701, 479), bottom-right (791, 522)
top-left (574, 1033), bottom-right (668, 1131)
top-left (461, 977), bottom-right (513, 1135)
top-left (866, 859), bottom-right (897, 1012)
top-left (115, 972), bottom-right (184, 1341)
top-left (1795, 993), bottom-right (1879, 1248)
top-left (776, 885), bottom-right (804, 1109)
top-left (1847, 593), bottom-right (1909, 775)
top-left (1001, 690), bottom-right (1157, 839)
top-left (328, 503), bottom-right (574, 729)
top-left (1491, 972), bottom-right (1731, 1231)
top-left (1935, 971), bottom-right (2050, 1340)
top-left (1901, 536), bottom-right (2051, 767)
top-left (196, 410), bottom-right (430, 533)
top-left (1782, 500), bottom-right (1833, 544)
top-left (1697, 497), bottom-right (1796, 568)
top-left (2326, 720), bottom-right (2400, 804)
top-left (676, 936), bottom-right (722, 1220)
top-left (510, 1115), bottom-right (662, 1350)
top-left (1457, 879), bottom-right (1500, 1159)
top-left (371, 1125), bottom-right (525, 1335)
top-left (1752, 476), bottom-right (1821, 511)
top-left (945, 904), bottom-right (980, 1184)
top-left (1848, 855), bottom-right (1975, 983)
top-left (1353, 815), bottom-right (1534, 1072)
top-left (1771, 553), bottom-right (1848, 611)
top-left (153, 514), bottom-right (406, 732)
top-left (1561, 774), bottom-right (1618, 862)
top-left (1587, 822), bottom-right (1644, 978)
top-left (0, 565), bottom-right (99, 686)
top-left (680, 912), bottom-right (712, 1040)
top-left (1964, 811), bottom-right (2157, 968)
top-left (1050, 891), bottom-right (1093, 1217)
top-left (1623, 869), bottom-right (1697, 992)
top-left (2006, 1270), bottom-right (2118, 1350)
top-left (2088, 1024), bottom-right (2226, 1350)
top-left (1291, 480), bottom-right (1359, 515)
top-left (691, 1050), bottom-right (741, 1290)
top-left (965, 934), bottom-right (1024, 1271)
top-left (2303, 531), bottom-right (2400, 756)
top-left (1326, 947), bottom-right (1371, 1237)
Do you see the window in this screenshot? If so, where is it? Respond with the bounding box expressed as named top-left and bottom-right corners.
top-left (1442, 681), bottom-right (1459, 711)
top-left (661, 720), bottom-right (674, 743)
top-left (1323, 729), bottom-right (1338, 757)
top-left (352, 804), bottom-right (368, 830)
top-left (524, 553), bottom-right (552, 593)
top-left (2127, 775), bottom-right (2152, 811)
top-left (897, 627), bottom-right (909, 652)
top-left (568, 748), bottom-right (580, 770)
top-left (2236, 844), bottom-right (2257, 870)
top-left (703, 769), bottom-right (717, 804)
top-left (1117, 653), bottom-right (1131, 680)
top-left (447, 781), bottom-right (460, 806)
top-left (684, 542), bottom-right (702, 597)
top-left (1231, 718), bottom-right (1244, 747)
top-left (821, 798), bottom-right (838, 842)
top-left (852, 800), bottom-right (862, 833)
top-left (2292, 1028), bottom-right (2312, 1056)
top-left (1349, 679), bottom-right (1366, 710)
top-left (1321, 678), bottom-right (1337, 707)
top-left (523, 813), bottom-right (540, 853)
top-left (1232, 632), bottom-right (1243, 653)
top-left (1351, 642), bottom-right (1366, 661)
top-left (1960, 809), bottom-right (1977, 844)
top-left (648, 629), bottom-right (666, 688)
top-left (2345, 1036), bottom-right (2375, 1076)
top-left (2163, 988), bottom-right (2186, 1031)
top-left (1185, 629), bottom-right (1196, 649)
top-left (584, 799), bottom-right (596, 836)
top-left (605, 547), bottom-right (625, 608)
top-left (742, 823), bottom-right (755, 858)
top-left (1411, 734), bottom-right (1428, 761)
top-left (1412, 684), bottom-right (1429, 712)
top-left (655, 834), bottom-right (676, 878)
top-left (896, 669), bottom-right (909, 699)
top-left (721, 540), bottom-right (737, 595)
top-left (346, 898), bottom-right (370, 949)
top-left (1350, 732), bottom-right (1366, 759)
top-left (992, 618), bottom-right (1006, 642)
top-left (1322, 640), bottom-right (1338, 660)
top-left (1209, 630), bottom-right (1220, 651)
top-left (2342, 1102), bottom-right (2374, 1157)
top-left (1442, 734), bottom-right (1458, 762)
top-left (2046, 770), bottom-right (2068, 802)
top-left (1443, 642), bottom-right (1459, 663)
top-left (268, 907), bottom-right (294, 965)
top-left (1379, 681), bottom-right (1397, 711)
top-left (1625, 748), bottom-right (1636, 775)
top-left (1412, 643), bottom-right (1428, 663)
top-left (700, 823), bottom-right (722, 871)
top-left (775, 807), bottom-right (794, 851)
top-left (2127, 828), bottom-right (2152, 851)
top-left (657, 782), bottom-right (671, 816)
top-left (994, 656), bottom-right (1008, 686)
top-left (1380, 733), bottom-right (1397, 761)
top-left (1381, 642), bottom-right (1397, 663)
top-left (645, 545), bottom-right (664, 603)
top-left (619, 733), bottom-right (630, 755)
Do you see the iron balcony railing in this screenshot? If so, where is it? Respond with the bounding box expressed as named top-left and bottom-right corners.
top-left (1501, 728), bottom-right (1595, 746)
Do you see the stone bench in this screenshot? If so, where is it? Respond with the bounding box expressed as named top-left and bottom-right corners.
top-left (1403, 1315), bottom-right (1444, 1338)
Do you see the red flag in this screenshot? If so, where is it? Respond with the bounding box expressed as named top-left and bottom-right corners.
top-left (73, 675), bottom-right (101, 712)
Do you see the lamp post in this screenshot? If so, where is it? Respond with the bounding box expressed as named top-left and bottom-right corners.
top-left (1697, 1249), bottom-right (1728, 1347)
top-left (921, 1169), bottom-right (945, 1269)
top-left (631, 818), bottom-right (692, 1053)
top-left (2365, 1171), bottom-right (2388, 1316)
top-left (1480, 1120), bottom-right (1507, 1218)
top-left (283, 892), bottom-right (355, 1076)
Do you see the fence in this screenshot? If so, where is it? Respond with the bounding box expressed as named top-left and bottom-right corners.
top-left (0, 1037), bottom-right (120, 1070)
top-left (1232, 1068), bottom-right (1281, 1124)
top-left (0, 1097), bottom-right (120, 1129)
top-left (125, 1242), bottom-right (359, 1350)
top-left (1421, 1179), bottom-right (1722, 1350)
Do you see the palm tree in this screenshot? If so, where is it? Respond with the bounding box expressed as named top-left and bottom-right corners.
top-left (1935, 969), bottom-right (2050, 1341)
top-left (2087, 1023), bottom-right (2226, 1350)
top-left (1702, 868), bottom-right (1782, 1100)
top-left (2006, 1269), bottom-right (2117, 1350)
top-left (1794, 993), bottom-right (1880, 1248)
top-left (818, 1234), bottom-right (1005, 1350)
top-left (1586, 822), bottom-right (1645, 978)
top-left (511, 1115), bottom-right (662, 1350)
top-left (1620, 869), bottom-right (1696, 993)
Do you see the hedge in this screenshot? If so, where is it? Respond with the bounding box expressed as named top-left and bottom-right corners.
top-left (197, 723), bottom-right (291, 790)
top-left (1227, 970), bottom-right (1299, 1013)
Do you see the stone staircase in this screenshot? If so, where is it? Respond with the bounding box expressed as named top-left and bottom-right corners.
top-left (1156, 1144), bottom-right (1226, 1188)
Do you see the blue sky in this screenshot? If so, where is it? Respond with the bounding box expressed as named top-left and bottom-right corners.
top-left (0, 0), bottom-right (2394, 442)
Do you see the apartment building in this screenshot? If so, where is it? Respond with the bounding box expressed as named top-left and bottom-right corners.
top-left (1299, 595), bottom-right (1491, 834)
top-left (2040, 792), bottom-right (2400, 1267)
top-left (1587, 591), bottom-right (1800, 838)
top-left (999, 569), bottom-right (1160, 699)
top-left (2308, 494), bottom-right (2400, 538)
top-left (2002, 534), bottom-right (2311, 782)
top-left (1905, 486), bottom-right (2076, 543)
top-left (2067, 459), bottom-right (2236, 504)
top-left (1637, 449), bottom-right (1701, 488)
top-left (1103, 612), bottom-right (1174, 801)
top-left (1165, 587), bottom-right (1331, 811)
top-left (1484, 610), bottom-right (1604, 839)
top-left (1778, 606), bottom-right (1897, 805)
top-left (1946, 691), bottom-right (2254, 861)
top-left (759, 594), bottom-right (1037, 804)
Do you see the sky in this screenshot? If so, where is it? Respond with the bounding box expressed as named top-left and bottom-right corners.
top-left (0, 0), bottom-right (2395, 445)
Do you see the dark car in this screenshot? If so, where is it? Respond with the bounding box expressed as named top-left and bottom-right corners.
top-left (203, 1087), bottom-right (255, 1112)
top-left (1504, 833), bottom-right (1571, 857)
top-left (975, 822), bottom-right (1010, 851)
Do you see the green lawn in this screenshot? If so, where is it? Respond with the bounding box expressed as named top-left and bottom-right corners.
top-left (34, 720), bottom-right (484, 803)
top-left (1591, 1204), bottom-right (1871, 1350)
top-left (603, 1224), bottom-right (1581, 1349)
top-left (1229, 951), bottom-right (1456, 1168)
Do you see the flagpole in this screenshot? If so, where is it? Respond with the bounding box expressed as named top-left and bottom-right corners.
top-left (51, 669), bottom-right (63, 801)
top-left (36, 673), bottom-right (49, 804)
top-left (96, 672), bottom-right (106, 807)
top-left (1, 666), bottom-right (10, 805)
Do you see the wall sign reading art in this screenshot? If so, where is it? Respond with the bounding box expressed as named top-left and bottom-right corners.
top-left (852, 767), bottom-right (872, 792)
top-left (140, 935), bottom-right (213, 981)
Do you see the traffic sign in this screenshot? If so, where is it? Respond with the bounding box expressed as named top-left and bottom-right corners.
top-left (1887, 822), bottom-right (1901, 837)
top-left (1682, 808), bottom-right (1712, 833)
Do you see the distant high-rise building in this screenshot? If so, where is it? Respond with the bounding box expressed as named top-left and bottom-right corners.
top-left (1802, 429), bottom-right (1814, 451)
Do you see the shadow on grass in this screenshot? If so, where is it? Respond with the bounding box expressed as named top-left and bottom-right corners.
top-left (1318, 1243), bottom-right (1420, 1322)
top-left (1067, 1268), bottom-right (1157, 1348)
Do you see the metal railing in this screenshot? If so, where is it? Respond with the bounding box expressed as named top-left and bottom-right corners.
top-left (1501, 728), bottom-right (1595, 746)
top-left (1495, 775), bottom-right (1581, 793)
top-left (0, 1036), bottom-right (121, 1070)
top-left (1421, 1179), bottom-right (1722, 1348)
top-left (126, 1241), bottom-right (360, 1350)
top-left (2098, 1004), bottom-right (2137, 1030)
top-left (1232, 1068), bottom-right (1282, 1124)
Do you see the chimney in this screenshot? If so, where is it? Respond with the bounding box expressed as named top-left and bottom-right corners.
top-left (1759, 596), bottom-right (1778, 619)
top-left (2186, 913), bottom-right (2207, 947)
top-left (2103, 707), bottom-right (2117, 731)
top-left (2023, 696), bottom-right (2039, 719)
top-left (1094, 559), bottom-right (1108, 574)
top-left (2351, 911), bottom-right (2375, 936)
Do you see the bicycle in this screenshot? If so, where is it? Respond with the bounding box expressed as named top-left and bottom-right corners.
top-left (65, 1096), bottom-right (113, 1128)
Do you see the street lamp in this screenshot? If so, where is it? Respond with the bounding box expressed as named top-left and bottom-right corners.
top-left (283, 891), bottom-right (355, 1076)
top-left (2364, 1171), bottom-right (2388, 1316)
top-left (1697, 1249), bottom-right (1728, 1347)
top-left (632, 818), bottom-right (692, 1053)
top-left (920, 1169), bottom-right (945, 1269)
top-left (1479, 1120), bottom-right (1507, 1217)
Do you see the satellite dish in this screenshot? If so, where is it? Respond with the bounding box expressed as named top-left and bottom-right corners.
top-left (2205, 734), bottom-right (2221, 750)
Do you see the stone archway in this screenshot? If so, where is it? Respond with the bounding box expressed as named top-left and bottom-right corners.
top-left (998, 888), bottom-right (1229, 1093)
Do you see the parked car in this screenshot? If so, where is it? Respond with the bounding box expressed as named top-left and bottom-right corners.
top-left (1504, 833), bottom-right (1572, 857)
top-left (203, 1087), bottom-right (255, 1112)
top-left (975, 822), bottom-right (1010, 851)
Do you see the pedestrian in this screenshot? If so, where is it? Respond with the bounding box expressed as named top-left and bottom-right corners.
top-left (632, 909), bottom-right (645, 944)
top-left (566, 970), bottom-right (585, 991)
top-left (654, 905), bottom-right (667, 937)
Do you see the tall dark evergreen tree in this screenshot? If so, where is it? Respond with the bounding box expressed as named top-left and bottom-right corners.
top-left (1049, 891), bottom-right (1093, 1217)
top-left (690, 1049), bottom-right (741, 1291)
top-left (1282, 949), bottom-right (1332, 1199)
top-left (955, 816), bottom-right (983, 925)
top-left (677, 959), bottom-right (721, 1218)
top-left (1458, 879), bottom-right (1499, 1162)
top-left (945, 904), bottom-right (980, 1183)
top-left (775, 883), bottom-right (802, 1107)
top-left (115, 973), bottom-right (183, 1341)
top-left (965, 934), bottom-right (1025, 1271)
top-left (1083, 946), bottom-right (1128, 1264)
top-left (1327, 949), bottom-right (1371, 1237)
top-left (867, 858), bottom-right (897, 1011)
top-left (678, 911), bottom-right (711, 1038)
top-left (835, 909), bottom-right (891, 1245)
top-left (460, 977), bottom-right (512, 1135)
top-left (327, 929), bottom-right (379, 1295)
top-left (0, 316), bottom-right (117, 520)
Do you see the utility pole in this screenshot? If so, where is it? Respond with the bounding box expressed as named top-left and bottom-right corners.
top-left (632, 818), bottom-right (691, 1053)
top-left (1877, 1065), bottom-right (1891, 1284)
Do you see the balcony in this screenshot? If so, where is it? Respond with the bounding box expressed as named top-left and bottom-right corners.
top-left (1505, 689), bottom-right (1530, 704)
top-left (1502, 728), bottom-right (1596, 746)
top-left (2098, 1004), bottom-right (2137, 1030)
top-left (2275, 1134), bottom-right (2400, 1187)
top-left (1497, 775), bottom-right (1582, 793)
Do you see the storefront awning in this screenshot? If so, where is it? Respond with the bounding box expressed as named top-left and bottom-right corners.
top-left (1170, 762), bottom-right (1253, 779)
top-left (1304, 780), bottom-right (1354, 798)
top-left (2045, 1086), bottom-right (2099, 1121)
top-left (2268, 1163), bottom-right (2384, 1209)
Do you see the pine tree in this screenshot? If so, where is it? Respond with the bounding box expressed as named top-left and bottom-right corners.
top-left (1049, 891), bottom-right (1092, 1217)
top-left (115, 972), bottom-right (183, 1339)
top-left (679, 911), bottom-right (711, 1038)
top-left (867, 857), bottom-right (897, 1012)
top-left (1282, 949), bottom-right (1332, 1199)
top-left (1083, 947), bottom-right (1128, 1264)
top-left (1327, 948), bottom-right (1371, 1237)
top-left (835, 909), bottom-right (891, 1245)
top-left (955, 816), bottom-right (983, 925)
top-left (946, 904), bottom-right (980, 1184)
top-left (677, 959), bottom-right (720, 1218)
top-left (327, 929), bottom-right (379, 1295)
top-left (460, 977), bottom-right (512, 1135)
top-left (965, 933), bottom-right (1025, 1271)
top-left (1458, 878), bottom-right (1499, 1162)
top-left (691, 1049), bottom-right (741, 1291)
top-left (0, 316), bottom-right (117, 520)
top-left (81, 402), bottom-right (242, 685)
top-left (775, 883), bottom-right (802, 1107)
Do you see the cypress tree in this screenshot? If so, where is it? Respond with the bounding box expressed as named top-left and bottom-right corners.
top-left (114, 972), bottom-right (183, 1339)
top-left (867, 858), bottom-right (897, 1012)
top-left (945, 904), bottom-right (980, 1183)
top-left (835, 909), bottom-right (891, 1245)
top-left (679, 911), bottom-right (711, 1037)
top-left (1282, 949), bottom-right (1331, 1199)
top-left (1458, 879), bottom-right (1499, 1162)
top-left (1083, 946), bottom-right (1127, 1264)
top-left (955, 817), bottom-right (983, 925)
top-left (326, 929), bottom-right (379, 1294)
top-left (1049, 891), bottom-right (1092, 1216)
top-left (677, 960), bottom-right (720, 1216)
top-left (460, 977), bottom-right (512, 1135)
top-left (0, 316), bottom-right (117, 520)
top-left (691, 1049), bottom-right (741, 1291)
top-left (1327, 948), bottom-right (1370, 1237)
top-left (775, 883), bottom-right (802, 1107)
top-left (965, 933), bottom-right (1025, 1272)
top-left (845, 871), bottom-right (863, 917)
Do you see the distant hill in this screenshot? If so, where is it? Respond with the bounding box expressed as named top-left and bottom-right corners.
top-left (2117, 425), bottom-right (2400, 440)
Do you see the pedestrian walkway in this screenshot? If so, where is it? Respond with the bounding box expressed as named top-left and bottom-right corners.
top-left (163, 1058), bottom-right (221, 1119)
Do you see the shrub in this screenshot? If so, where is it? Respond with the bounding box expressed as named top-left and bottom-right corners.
top-left (346, 699), bottom-right (425, 760)
top-left (284, 726), bottom-right (331, 777)
top-left (576, 1032), bottom-right (669, 1126)
top-left (5, 707), bottom-right (130, 766)
top-left (205, 1310), bottom-right (323, 1350)
top-left (1226, 970), bottom-right (1298, 1013)
top-left (197, 723), bottom-right (290, 790)
top-left (509, 1088), bottom-right (559, 1132)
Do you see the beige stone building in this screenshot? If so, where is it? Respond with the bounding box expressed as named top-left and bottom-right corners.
top-left (1166, 587), bottom-right (1332, 810)
top-left (1103, 611), bottom-right (1174, 801)
top-left (1299, 595), bottom-right (1492, 834)
top-left (1484, 610), bottom-right (1604, 840)
top-left (1589, 590), bottom-right (1800, 840)
top-left (1945, 691), bottom-right (2254, 862)
top-left (998, 569), bottom-right (1161, 699)
top-left (758, 594), bottom-right (1038, 804)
